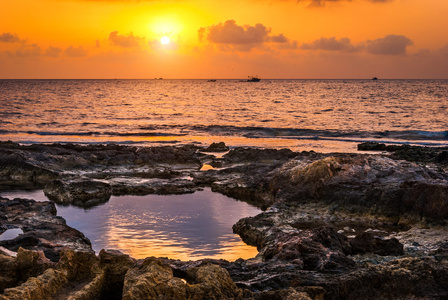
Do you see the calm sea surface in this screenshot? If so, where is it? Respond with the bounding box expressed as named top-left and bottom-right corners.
top-left (1, 79), bottom-right (447, 152)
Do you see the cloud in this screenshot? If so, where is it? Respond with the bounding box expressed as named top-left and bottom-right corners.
top-left (0, 32), bottom-right (22, 43)
top-left (64, 45), bottom-right (88, 57)
top-left (301, 34), bottom-right (413, 55)
top-left (440, 44), bottom-right (448, 56)
top-left (14, 44), bottom-right (41, 57)
top-left (199, 20), bottom-right (296, 51)
top-left (365, 35), bottom-right (413, 55)
top-left (300, 37), bottom-right (360, 52)
top-left (200, 20), bottom-right (268, 45)
top-left (46, 46), bottom-right (63, 57)
top-left (108, 31), bottom-right (144, 48)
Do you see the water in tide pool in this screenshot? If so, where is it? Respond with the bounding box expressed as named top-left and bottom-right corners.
top-left (1, 79), bottom-right (447, 152)
top-left (0, 189), bottom-right (261, 261)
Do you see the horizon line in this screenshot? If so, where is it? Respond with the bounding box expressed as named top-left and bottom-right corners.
top-left (1, 78), bottom-right (447, 80)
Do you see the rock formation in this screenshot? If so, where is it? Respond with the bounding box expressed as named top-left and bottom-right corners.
top-left (0, 141), bottom-right (447, 299)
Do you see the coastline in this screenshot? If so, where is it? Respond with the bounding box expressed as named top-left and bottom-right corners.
top-left (0, 141), bottom-right (447, 299)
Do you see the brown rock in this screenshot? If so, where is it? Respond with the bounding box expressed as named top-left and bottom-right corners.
top-left (122, 258), bottom-right (188, 300)
top-left (122, 258), bottom-right (242, 300)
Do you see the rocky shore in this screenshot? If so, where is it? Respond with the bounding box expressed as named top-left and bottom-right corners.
top-left (0, 141), bottom-right (447, 299)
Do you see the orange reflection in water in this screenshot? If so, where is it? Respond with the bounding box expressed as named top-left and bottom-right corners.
top-left (56, 188), bottom-right (262, 261)
top-left (104, 225), bottom-right (258, 261)
top-left (4, 132), bottom-right (362, 153)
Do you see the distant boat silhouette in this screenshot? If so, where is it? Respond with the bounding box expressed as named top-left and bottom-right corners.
top-left (372, 77), bottom-right (378, 80)
top-left (247, 76), bottom-right (261, 82)
top-left (208, 79), bottom-right (217, 82)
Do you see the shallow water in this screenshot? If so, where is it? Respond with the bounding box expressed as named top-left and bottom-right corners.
top-left (0, 228), bottom-right (24, 241)
top-left (0, 188), bottom-right (261, 261)
top-left (1, 79), bottom-right (447, 152)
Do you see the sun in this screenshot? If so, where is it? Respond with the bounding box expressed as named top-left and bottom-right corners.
top-left (161, 36), bottom-right (170, 45)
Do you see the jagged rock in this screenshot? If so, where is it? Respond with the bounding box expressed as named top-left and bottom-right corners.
top-left (261, 227), bottom-right (355, 272)
top-left (437, 151), bottom-right (448, 164)
top-left (432, 242), bottom-right (448, 262)
top-left (1, 143), bottom-right (448, 299)
top-left (350, 232), bottom-right (404, 256)
top-left (0, 197), bottom-right (93, 261)
top-left (184, 263), bottom-right (242, 299)
top-left (358, 142), bottom-right (448, 165)
top-left (400, 181), bottom-right (448, 222)
top-left (0, 143), bottom-right (202, 193)
top-left (122, 258), bottom-right (242, 300)
top-left (0, 268), bottom-right (69, 300)
top-left (253, 288), bottom-right (314, 300)
top-left (110, 178), bottom-right (199, 196)
top-left (357, 142), bottom-right (388, 151)
top-left (335, 257), bottom-right (448, 299)
top-left (99, 249), bottom-right (136, 299)
top-left (269, 155), bottom-right (448, 222)
top-left (233, 215), bottom-right (355, 273)
top-left (0, 249), bottom-right (103, 300)
top-left (220, 147), bottom-right (298, 165)
top-left (0, 248), bottom-right (54, 294)
top-left (44, 179), bottom-right (112, 208)
top-left (0, 149), bottom-right (57, 189)
top-left (204, 142), bottom-right (229, 153)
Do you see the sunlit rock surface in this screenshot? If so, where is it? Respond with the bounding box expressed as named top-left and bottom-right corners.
top-left (0, 141), bottom-right (447, 299)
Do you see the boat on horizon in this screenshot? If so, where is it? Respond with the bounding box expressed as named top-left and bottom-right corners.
top-left (372, 77), bottom-right (378, 80)
top-left (247, 76), bottom-right (261, 82)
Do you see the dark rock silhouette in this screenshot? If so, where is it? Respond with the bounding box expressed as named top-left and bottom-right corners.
top-left (1, 142), bottom-right (447, 299)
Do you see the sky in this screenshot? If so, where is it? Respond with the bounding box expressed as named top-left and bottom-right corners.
top-left (1, 0), bottom-right (448, 79)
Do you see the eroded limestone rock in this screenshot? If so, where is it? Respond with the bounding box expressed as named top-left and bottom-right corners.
top-left (122, 258), bottom-right (242, 300)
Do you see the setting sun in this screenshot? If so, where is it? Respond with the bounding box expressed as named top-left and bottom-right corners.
top-left (1, 0), bottom-right (448, 79)
top-left (161, 36), bottom-right (170, 45)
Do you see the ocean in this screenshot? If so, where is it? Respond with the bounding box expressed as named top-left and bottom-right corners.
top-left (1, 79), bottom-right (447, 152)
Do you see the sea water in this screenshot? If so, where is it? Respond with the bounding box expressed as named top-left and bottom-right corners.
top-left (1, 79), bottom-right (447, 260)
top-left (1, 79), bottom-right (447, 152)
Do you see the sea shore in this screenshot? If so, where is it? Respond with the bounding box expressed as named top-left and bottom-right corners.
top-left (0, 141), bottom-right (447, 299)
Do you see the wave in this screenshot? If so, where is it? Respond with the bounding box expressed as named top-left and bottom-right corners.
top-left (0, 130), bottom-right (186, 137)
top-left (187, 125), bottom-right (448, 141)
top-left (1, 126), bottom-right (447, 147)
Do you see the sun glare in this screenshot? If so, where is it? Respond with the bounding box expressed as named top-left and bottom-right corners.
top-left (161, 36), bottom-right (170, 45)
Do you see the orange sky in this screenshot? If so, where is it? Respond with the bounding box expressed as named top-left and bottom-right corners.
top-left (1, 0), bottom-right (448, 79)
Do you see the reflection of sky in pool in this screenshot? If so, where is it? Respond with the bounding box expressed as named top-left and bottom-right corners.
top-left (0, 228), bottom-right (24, 241)
top-left (0, 188), bottom-right (261, 261)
